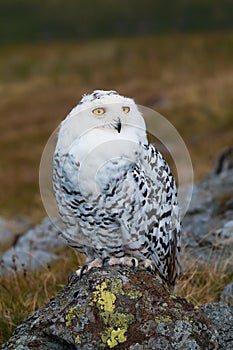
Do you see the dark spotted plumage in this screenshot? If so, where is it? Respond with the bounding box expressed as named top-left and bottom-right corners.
top-left (53, 90), bottom-right (181, 289)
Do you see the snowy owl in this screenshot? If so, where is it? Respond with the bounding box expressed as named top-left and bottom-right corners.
top-left (53, 90), bottom-right (181, 289)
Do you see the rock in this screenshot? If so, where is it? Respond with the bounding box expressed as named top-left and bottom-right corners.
top-left (211, 147), bottom-right (233, 175)
top-left (0, 248), bottom-right (58, 274)
top-left (182, 147), bottom-right (233, 270)
top-left (0, 215), bottom-right (32, 248)
top-left (0, 217), bottom-right (64, 275)
top-left (2, 265), bottom-right (219, 350)
top-left (201, 302), bottom-right (233, 350)
top-left (220, 282), bottom-right (233, 308)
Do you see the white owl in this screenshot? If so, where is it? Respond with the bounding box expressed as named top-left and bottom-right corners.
top-left (53, 90), bottom-right (181, 289)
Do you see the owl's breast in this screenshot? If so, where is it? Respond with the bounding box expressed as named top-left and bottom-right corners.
top-left (64, 129), bottom-right (143, 197)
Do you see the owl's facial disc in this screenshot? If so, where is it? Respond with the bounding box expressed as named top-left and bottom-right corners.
top-left (91, 104), bottom-right (132, 133)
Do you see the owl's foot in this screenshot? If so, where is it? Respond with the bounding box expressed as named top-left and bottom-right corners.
top-left (102, 256), bottom-right (139, 269)
top-left (69, 258), bottom-right (103, 281)
top-left (102, 256), bottom-right (155, 272)
top-left (141, 258), bottom-right (156, 272)
top-left (75, 256), bottom-right (138, 279)
top-left (69, 256), bottom-right (155, 282)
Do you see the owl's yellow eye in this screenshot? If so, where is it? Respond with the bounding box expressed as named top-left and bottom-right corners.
top-left (122, 106), bottom-right (130, 113)
top-left (92, 107), bottom-right (105, 116)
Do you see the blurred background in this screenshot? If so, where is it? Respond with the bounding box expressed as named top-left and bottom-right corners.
top-left (0, 0), bottom-right (233, 221)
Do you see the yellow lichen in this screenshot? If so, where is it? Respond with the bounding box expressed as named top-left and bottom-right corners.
top-left (127, 287), bottom-right (142, 300)
top-left (101, 310), bottom-right (134, 328)
top-left (75, 335), bottom-right (81, 344)
top-left (101, 327), bottom-right (127, 348)
top-left (108, 328), bottom-right (127, 348)
top-left (170, 295), bottom-right (177, 299)
top-left (91, 281), bottom-right (116, 312)
top-left (65, 306), bottom-right (85, 327)
top-left (109, 278), bottom-right (125, 295)
top-left (184, 315), bottom-right (193, 323)
top-left (65, 306), bottom-right (78, 327)
top-left (90, 278), bottom-right (135, 347)
top-left (155, 315), bottom-right (171, 324)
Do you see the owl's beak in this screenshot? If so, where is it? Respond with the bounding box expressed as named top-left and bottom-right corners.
top-left (114, 119), bottom-right (122, 133)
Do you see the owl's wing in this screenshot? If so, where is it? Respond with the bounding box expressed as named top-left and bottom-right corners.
top-left (53, 153), bottom-right (88, 251)
top-left (142, 143), bottom-right (181, 286)
top-left (114, 145), bottom-right (180, 286)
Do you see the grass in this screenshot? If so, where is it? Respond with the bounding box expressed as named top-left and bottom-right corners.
top-left (0, 248), bottom-right (85, 344)
top-left (178, 255), bottom-right (233, 305)
top-left (0, 32), bottom-right (233, 345)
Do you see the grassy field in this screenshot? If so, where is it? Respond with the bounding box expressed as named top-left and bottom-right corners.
top-left (0, 33), bottom-right (233, 345)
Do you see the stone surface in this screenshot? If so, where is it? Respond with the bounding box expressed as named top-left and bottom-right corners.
top-left (0, 217), bottom-right (64, 275)
top-left (0, 215), bottom-right (32, 248)
top-left (182, 148), bottom-right (233, 271)
top-left (2, 265), bottom-right (219, 350)
top-left (201, 302), bottom-right (233, 350)
top-left (220, 282), bottom-right (233, 308)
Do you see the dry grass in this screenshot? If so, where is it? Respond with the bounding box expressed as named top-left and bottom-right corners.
top-left (178, 255), bottom-right (233, 305)
top-left (0, 248), bottom-right (84, 344)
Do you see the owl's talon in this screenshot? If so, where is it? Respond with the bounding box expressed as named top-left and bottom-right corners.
top-left (131, 258), bottom-right (137, 268)
top-left (79, 264), bottom-right (89, 279)
top-left (146, 265), bottom-right (153, 272)
top-left (142, 259), bottom-right (155, 273)
top-left (102, 256), bottom-right (110, 268)
top-left (72, 258), bottom-right (103, 279)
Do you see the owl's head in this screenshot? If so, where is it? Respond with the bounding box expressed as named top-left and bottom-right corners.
top-left (56, 90), bottom-right (147, 154)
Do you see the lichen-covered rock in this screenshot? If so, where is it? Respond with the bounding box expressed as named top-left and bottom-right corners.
top-left (201, 302), bottom-right (233, 350)
top-left (2, 265), bottom-right (218, 349)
